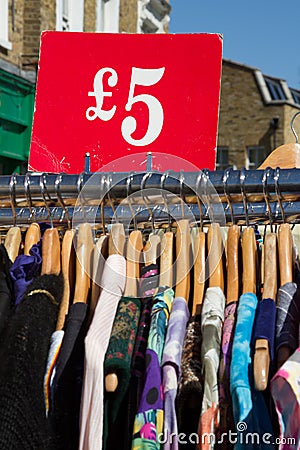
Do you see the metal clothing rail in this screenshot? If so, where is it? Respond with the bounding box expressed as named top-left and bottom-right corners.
top-left (0, 168), bottom-right (299, 227)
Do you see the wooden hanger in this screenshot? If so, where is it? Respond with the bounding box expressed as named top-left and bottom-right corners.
top-left (226, 225), bottom-right (240, 303)
top-left (108, 223), bottom-right (126, 257)
top-left (73, 223), bottom-right (94, 304)
top-left (241, 227), bottom-right (257, 295)
top-left (175, 219), bottom-right (191, 300)
top-left (278, 223), bottom-right (293, 287)
top-left (254, 232), bottom-right (277, 391)
top-left (4, 227), bottom-right (21, 263)
top-left (89, 233), bottom-right (109, 319)
top-left (207, 223), bottom-right (224, 291)
top-left (143, 232), bottom-right (160, 267)
top-left (105, 223), bottom-right (126, 393)
top-left (259, 112), bottom-right (300, 170)
top-left (277, 223), bottom-right (294, 368)
top-left (56, 229), bottom-right (76, 330)
top-left (41, 228), bottom-right (61, 275)
top-left (259, 143), bottom-right (300, 169)
top-left (24, 223), bottom-right (41, 256)
top-left (159, 230), bottom-right (174, 288)
top-left (192, 228), bottom-right (206, 315)
top-left (106, 228), bottom-right (143, 393)
top-left (124, 230), bottom-right (143, 298)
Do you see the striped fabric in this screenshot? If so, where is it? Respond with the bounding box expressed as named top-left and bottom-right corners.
top-left (79, 254), bottom-right (126, 450)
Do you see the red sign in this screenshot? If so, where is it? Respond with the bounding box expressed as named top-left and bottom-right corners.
top-left (29, 32), bottom-right (223, 173)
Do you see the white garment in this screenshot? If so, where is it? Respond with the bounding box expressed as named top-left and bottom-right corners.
top-left (79, 254), bottom-right (126, 450)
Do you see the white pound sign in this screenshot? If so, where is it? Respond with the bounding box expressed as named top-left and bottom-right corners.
top-left (121, 67), bottom-right (165, 146)
top-left (86, 68), bottom-right (118, 121)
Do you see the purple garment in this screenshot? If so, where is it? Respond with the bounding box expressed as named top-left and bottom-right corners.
top-left (161, 297), bottom-right (190, 450)
top-left (253, 298), bottom-right (276, 360)
top-left (218, 301), bottom-right (237, 448)
top-left (132, 287), bottom-right (174, 449)
top-left (10, 241), bottom-right (42, 306)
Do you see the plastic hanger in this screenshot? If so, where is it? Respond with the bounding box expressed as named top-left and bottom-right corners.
top-left (175, 219), bottom-right (191, 300)
top-left (259, 111), bottom-right (300, 169)
top-left (254, 232), bottom-right (277, 390)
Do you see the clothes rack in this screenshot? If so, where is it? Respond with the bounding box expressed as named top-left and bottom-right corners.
top-left (0, 168), bottom-right (299, 227)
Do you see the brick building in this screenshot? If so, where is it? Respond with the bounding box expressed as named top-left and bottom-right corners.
top-left (1, 1), bottom-right (299, 174)
top-left (0, 0), bottom-right (171, 174)
top-left (217, 59), bottom-right (300, 170)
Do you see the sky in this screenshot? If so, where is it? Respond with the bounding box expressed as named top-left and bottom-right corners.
top-left (169, 0), bottom-right (300, 89)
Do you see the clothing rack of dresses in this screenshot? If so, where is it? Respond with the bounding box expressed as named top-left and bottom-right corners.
top-left (0, 163), bottom-right (300, 450)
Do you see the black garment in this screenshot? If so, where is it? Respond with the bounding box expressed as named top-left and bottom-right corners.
top-left (0, 244), bottom-right (13, 342)
top-left (50, 302), bottom-right (88, 450)
top-left (0, 274), bottom-right (63, 450)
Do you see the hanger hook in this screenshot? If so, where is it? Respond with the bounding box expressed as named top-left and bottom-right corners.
top-left (290, 111), bottom-right (300, 144)
top-left (100, 173), bottom-right (107, 235)
top-left (24, 173), bottom-right (35, 223)
top-left (262, 167), bottom-right (273, 233)
top-left (160, 170), bottom-right (172, 231)
top-left (274, 167), bottom-right (285, 223)
top-left (223, 168), bottom-right (234, 225)
top-left (106, 172), bottom-right (118, 224)
top-left (240, 167), bottom-right (249, 227)
top-left (195, 171), bottom-right (204, 231)
top-left (76, 172), bottom-right (86, 223)
top-left (141, 171), bottom-right (155, 232)
top-left (202, 169), bottom-right (212, 222)
top-left (40, 173), bottom-right (53, 227)
top-left (9, 173), bottom-right (17, 227)
top-left (126, 172), bottom-right (137, 231)
top-left (55, 173), bottom-right (71, 229)
top-left (179, 170), bottom-right (186, 219)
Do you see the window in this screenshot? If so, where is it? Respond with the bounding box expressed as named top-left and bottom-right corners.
top-left (56, 0), bottom-right (84, 31)
top-left (216, 146), bottom-right (229, 170)
top-left (246, 146), bottom-right (266, 169)
top-left (291, 88), bottom-right (300, 105)
top-left (62, 0), bottom-right (70, 31)
top-left (264, 77), bottom-right (286, 101)
top-left (138, 0), bottom-right (170, 34)
top-left (0, 0), bottom-right (12, 50)
top-left (96, 0), bottom-right (120, 32)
